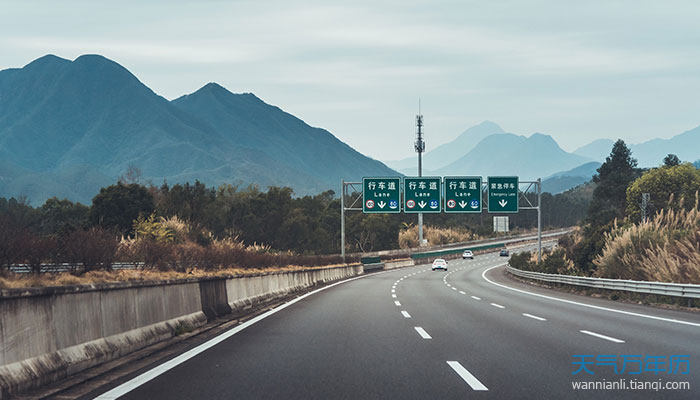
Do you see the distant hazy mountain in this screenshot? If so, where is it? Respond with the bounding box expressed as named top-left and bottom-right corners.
top-left (574, 126), bottom-right (700, 167)
top-left (435, 132), bottom-right (591, 180)
top-left (0, 54), bottom-right (397, 204)
top-left (542, 161), bottom-right (601, 194)
top-left (631, 126), bottom-right (700, 167)
top-left (387, 120), bottom-right (504, 174)
top-left (573, 139), bottom-right (615, 161)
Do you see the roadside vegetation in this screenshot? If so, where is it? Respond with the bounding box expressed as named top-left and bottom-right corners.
top-left (511, 140), bottom-right (700, 285)
top-left (398, 224), bottom-right (479, 248)
top-left (1, 165), bottom-right (588, 288)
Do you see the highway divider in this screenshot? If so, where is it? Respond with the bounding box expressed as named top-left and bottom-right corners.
top-left (0, 264), bottom-right (363, 397)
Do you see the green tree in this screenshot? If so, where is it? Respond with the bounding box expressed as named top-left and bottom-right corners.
top-left (39, 197), bottom-right (89, 236)
top-left (588, 139), bottom-right (640, 225)
top-left (90, 183), bottom-right (155, 235)
top-left (626, 163), bottom-right (700, 221)
top-left (663, 154), bottom-right (681, 167)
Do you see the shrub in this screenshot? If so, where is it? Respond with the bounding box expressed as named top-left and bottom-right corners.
top-left (594, 195), bottom-right (700, 283)
top-left (62, 227), bottom-right (118, 273)
top-left (508, 251), bottom-right (533, 271)
top-left (399, 224), bottom-right (477, 249)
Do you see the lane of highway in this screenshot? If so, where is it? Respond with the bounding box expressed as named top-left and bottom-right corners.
top-left (88, 245), bottom-right (699, 399)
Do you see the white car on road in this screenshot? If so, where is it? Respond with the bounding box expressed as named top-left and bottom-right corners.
top-left (462, 250), bottom-right (474, 259)
top-left (432, 258), bottom-right (448, 271)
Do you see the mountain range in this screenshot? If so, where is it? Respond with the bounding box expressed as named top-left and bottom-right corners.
top-left (0, 54), bottom-right (396, 204)
top-left (572, 128), bottom-right (700, 167)
top-left (388, 122), bottom-right (591, 180)
top-left (389, 121), bottom-right (700, 194)
top-left (2, 54), bottom-right (699, 205)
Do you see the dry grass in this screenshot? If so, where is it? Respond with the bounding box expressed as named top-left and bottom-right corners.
top-left (594, 194), bottom-right (700, 283)
top-left (0, 263), bottom-right (356, 289)
top-left (399, 225), bottom-right (478, 248)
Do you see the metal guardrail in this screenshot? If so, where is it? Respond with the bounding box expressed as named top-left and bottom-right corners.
top-left (353, 228), bottom-right (572, 259)
top-left (7, 262), bottom-right (144, 273)
top-left (411, 231), bottom-right (566, 260)
top-left (506, 266), bottom-right (700, 299)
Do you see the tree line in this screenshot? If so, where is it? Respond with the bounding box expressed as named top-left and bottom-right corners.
top-left (512, 141), bottom-right (700, 285)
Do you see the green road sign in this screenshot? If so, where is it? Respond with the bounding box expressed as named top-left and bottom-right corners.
top-left (363, 177), bottom-right (401, 213)
top-left (444, 176), bottom-right (482, 213)
top-left (404, 177), bottom-right (441, 214)
top-left (488, 176), bottom-right (518, 213)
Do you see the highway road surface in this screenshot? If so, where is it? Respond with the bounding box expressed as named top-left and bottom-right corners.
top-left (88, 244), bottom-right (699, 399)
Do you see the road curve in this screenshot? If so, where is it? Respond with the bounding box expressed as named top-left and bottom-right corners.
top-left (87, 245), bottom-right (700, 399)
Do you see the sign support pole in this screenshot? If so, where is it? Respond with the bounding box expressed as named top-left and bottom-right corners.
top-left (341, 179), bottom-right (345, 263)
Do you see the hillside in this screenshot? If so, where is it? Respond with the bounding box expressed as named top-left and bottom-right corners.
top-left (0, 55), bottom-right (397, 204)
top-left (542, 161), bottom-right (601, 194)
top-left (435, 133), bottom-right (591, 179)
top-left (574, 126), bottom-right (700, 167)
top-left (573, 139), bottom-right (614, 161)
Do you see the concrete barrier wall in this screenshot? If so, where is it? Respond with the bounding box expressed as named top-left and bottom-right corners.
top-left (0, 264), bottom-right (364, 396)
top-left (384, 259), bottom-right (414, 270)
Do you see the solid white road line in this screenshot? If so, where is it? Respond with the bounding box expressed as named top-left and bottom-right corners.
top-left (522, 313), bottom-right (547, 321)
top-left (481, 264), bottom-right (700, 327)
top-left (414, 327), bottom-right (432, 339)
top-left (580, 330), bottom-right (625, 343)
top-left (446, 361), bottom-right (488, 391)
top-left (402, 311), bottom-right (411, 318)
top-left (471, 296), bottom-right (481, 300)
top-left (490, 303), bottom-right (505, 309)
top-left (394, 301), bottom-right (401, 306)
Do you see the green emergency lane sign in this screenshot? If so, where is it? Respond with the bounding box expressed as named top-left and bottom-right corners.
top-left (403, 177), bottom-right (441, 214)
top-left (363, 177), bottom-right (401, 213)
top-left (444, 176), bottom-right (482, 213)
top-left (488, 176), bottom-right (518, 213)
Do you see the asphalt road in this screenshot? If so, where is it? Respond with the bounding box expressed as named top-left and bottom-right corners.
top-left (89, 244), bottom-right (700, 399)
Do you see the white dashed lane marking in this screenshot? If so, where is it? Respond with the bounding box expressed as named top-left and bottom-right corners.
top-left (447, 361), bottom-right (488, 391)
top-left (580, 330), bottom-right (625, 343)
top-left (414, 327), bottom-right (432, 339)
top-left (522, 313), bottom-right (546, 321)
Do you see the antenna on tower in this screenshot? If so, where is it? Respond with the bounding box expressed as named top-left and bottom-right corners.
top-left (414, 99), bottom-right (425, 246)
top-left (415, 101), bottom-right (425, 155)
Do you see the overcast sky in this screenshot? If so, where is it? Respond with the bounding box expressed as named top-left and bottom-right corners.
top-left (2, 0), bottom-right (700, 162)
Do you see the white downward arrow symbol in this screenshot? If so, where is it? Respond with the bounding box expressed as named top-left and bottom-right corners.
top-left (459, 201), bottom-right (468, 208)
top-left (378, 201), bottom-right (386, 208)
top-left (418, 201), bottom-right (427, 208)
top-left (498, 199), bottom-right (508, 207)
